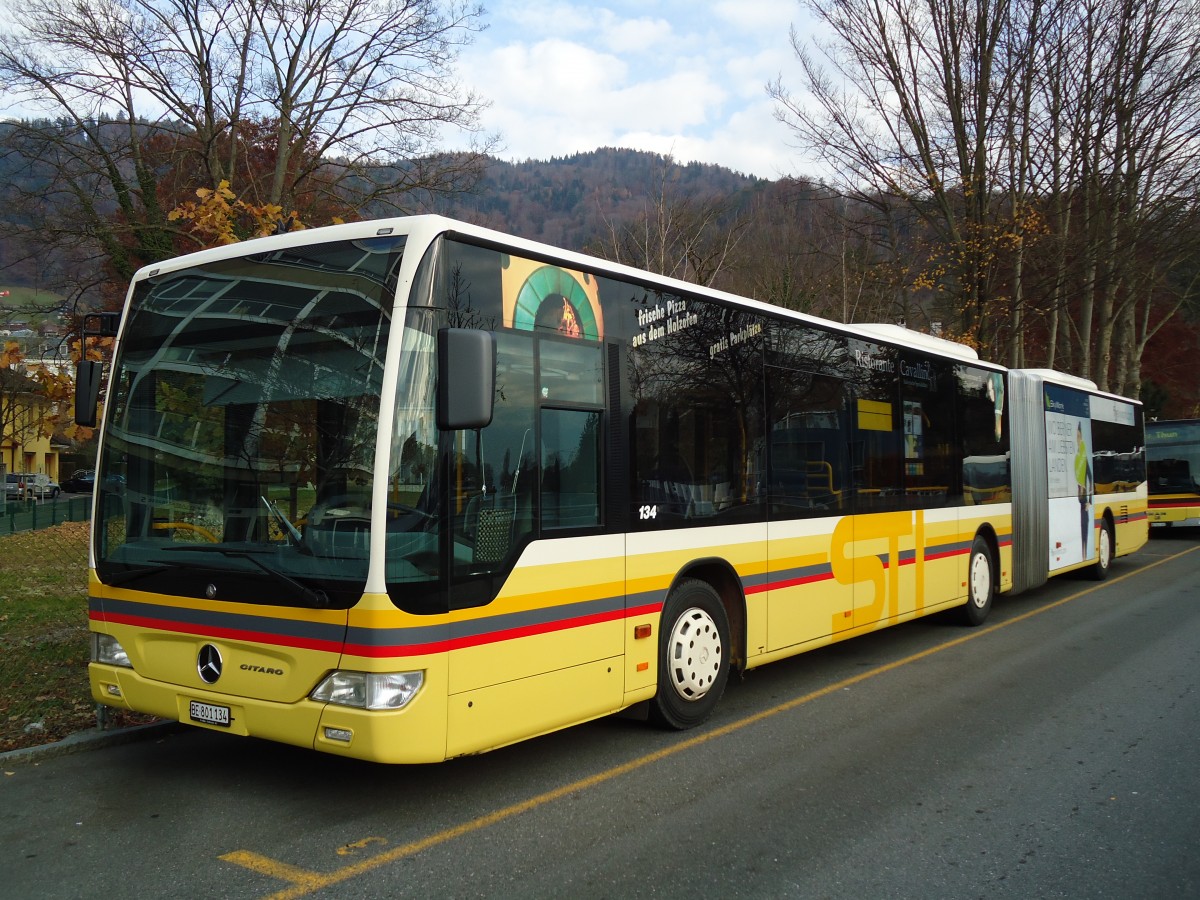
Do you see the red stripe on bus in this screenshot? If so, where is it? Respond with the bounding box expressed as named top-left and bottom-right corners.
top-left (748, 544), bottom-right (976, 595)
top-left (90, 609), bottom-right (344, 654)
top-left (92, 602), bottom-right (667, 659)
top-left (746, 571), bottom-right (834, 595)
top-left (349, 604), bottom-right (671, 658)
top-left (345, 608), bottom-right (627, 657)
top-left (923, 549), bottom-right (964, 562)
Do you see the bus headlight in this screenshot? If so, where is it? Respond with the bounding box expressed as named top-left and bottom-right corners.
top-left (310, 670), bottom-right (424, 711)
top-left (91, 633), bottom-right (132, 667)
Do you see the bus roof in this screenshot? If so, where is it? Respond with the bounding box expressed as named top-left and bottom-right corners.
top-left (131, 214), bottom-right (1001, 373)
top-left (1011, 368), bottom-right (1099, 391)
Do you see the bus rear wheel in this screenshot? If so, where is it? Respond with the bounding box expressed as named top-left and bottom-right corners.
top-left (649, 579), bottom-right (730, 730)
top-left (1090, 519), bottom-right (1114, 581)
top-left (962, 536), bottom-right (995, 626)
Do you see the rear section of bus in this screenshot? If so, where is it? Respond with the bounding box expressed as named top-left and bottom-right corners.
top-left (1007, 369), bottom-right (1146, 591)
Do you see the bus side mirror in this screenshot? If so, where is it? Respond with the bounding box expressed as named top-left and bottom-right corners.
top-left (75, 359), bottom-right (104, 428)
top-left (75, 310), bottom-right (119, 428)
top-left (436, 328), bottom-right (495, 430)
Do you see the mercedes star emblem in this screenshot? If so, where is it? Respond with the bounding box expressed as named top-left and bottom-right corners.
top-left (197, 644), bottom-right (223, 684)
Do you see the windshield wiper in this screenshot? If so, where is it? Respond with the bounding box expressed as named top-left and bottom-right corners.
top-left (162, 545), bottom-right (330, 608)
top-left (103, 562), bottom-right (180, 587)
top-left (261, 495), bottom-right (304, 546)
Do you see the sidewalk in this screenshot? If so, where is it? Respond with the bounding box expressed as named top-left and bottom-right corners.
top-left (0, 720), bottom-right (181, 766)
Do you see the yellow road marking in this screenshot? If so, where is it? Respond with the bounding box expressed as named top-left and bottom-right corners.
top-left (335, 837), bottom-right (387, 856)
top-left (219, 851), bottom-right (325, 889)
top-left (224, 544), bottom-right (1200, 899)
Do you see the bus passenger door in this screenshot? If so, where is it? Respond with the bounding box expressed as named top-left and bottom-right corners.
top-left (444, 334), bottom-right (624, 756)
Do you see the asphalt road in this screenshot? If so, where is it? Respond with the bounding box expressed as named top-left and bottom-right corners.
top-left (4, 532), bottom-right (1199, 899)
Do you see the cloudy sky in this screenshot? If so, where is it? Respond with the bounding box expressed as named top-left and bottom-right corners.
top-left (453, 0), bottom-right (813, 179)
top-left (0, 0), bottom-right (815, 180)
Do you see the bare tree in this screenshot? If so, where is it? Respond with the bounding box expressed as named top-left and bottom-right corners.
top-left (730, 180), bottom-right (901, 324)
top-left (589, 156), bottom-right (747, 288)
top-left (1011, 0), bottom-right (1200, 394)
top-left (772, 0), bottom-right (1200, 395)
top-left (0, 0), bottom-right (496, 291)
top-left (770, 0), bottom-right (1017, 348)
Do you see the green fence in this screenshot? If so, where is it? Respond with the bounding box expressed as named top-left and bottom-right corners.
top-left (1, 497), bottom-right (93, 537)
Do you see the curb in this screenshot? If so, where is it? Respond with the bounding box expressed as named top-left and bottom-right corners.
top-left (0, 720), bottom-right (182, 766)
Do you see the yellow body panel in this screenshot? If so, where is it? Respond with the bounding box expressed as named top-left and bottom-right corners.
top-left (761, 510), bottom-right (1006, 657)
top-left (765, 519), bottom-right (855, 653)
top-left (443, 552), bottom-right (625, 696)
top-left (1110, 501), bottom-right (1149, 556)
top-left (1147, 494), bottom-right (1200, 525)
top-left (446, 657), bottom-right (623, 757)
top-left (88, 508), bottom-right (1037, 763)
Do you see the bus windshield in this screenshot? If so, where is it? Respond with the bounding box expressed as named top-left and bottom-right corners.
top-left (94, 236), bottom-right (405, 608)
top-left (1147, 420), bottom-right (1200, 495)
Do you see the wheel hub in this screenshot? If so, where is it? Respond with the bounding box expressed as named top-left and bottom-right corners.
top-left (667, 607), bottom-right (723, 701)
top-left (971, 551), bottom-right (991, 607)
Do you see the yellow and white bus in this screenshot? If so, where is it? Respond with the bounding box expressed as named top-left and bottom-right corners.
top-left (1146, 419), bottom-right (1200, 527)
top-left (78, 216), bottom-right (1147, 762)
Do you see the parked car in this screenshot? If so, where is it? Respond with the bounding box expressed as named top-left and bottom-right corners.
top-left (3, 472), bottom-right (61, 500)
top-left (61, 469), bottom-right (124, 493)
top-left (61, 469), bottom-right (96, 493)
top-left (36, 474), bottom-right (61, 499)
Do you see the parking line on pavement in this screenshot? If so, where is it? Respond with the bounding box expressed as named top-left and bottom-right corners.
top-left (221, 544), bottom-right (1200, 899)
top-left (219, 851), bottom-right (326, 891)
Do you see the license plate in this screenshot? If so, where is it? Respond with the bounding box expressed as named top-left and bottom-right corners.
top-left (189, 700), bottom-right (231, 727)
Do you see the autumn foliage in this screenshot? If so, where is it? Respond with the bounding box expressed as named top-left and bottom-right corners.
top-left (168, 180), bottom-right (317, 246)
top-left (1, 336), bottom-right (112, 446)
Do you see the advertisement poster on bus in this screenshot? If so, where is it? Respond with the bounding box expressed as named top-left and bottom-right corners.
top-left (1044, 385), bottom-right (1094, 571)
top-left (500, 257), bottom-right (604, 340)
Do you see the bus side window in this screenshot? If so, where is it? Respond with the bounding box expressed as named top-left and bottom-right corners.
top-left (851, 340), bottom-right (902, 512)
top-left (900, 356), bottom-right (958, 507)
top-left (538, 339), bottom-right (604, 530)
top-left (629, 304), bottom-right (765, 526)
top-left (957, 366), bottom-right (1010, 506)
top-left (541, 408), bottom-right (601, 528)
top-left (767, 368), bottom-right (848, 517)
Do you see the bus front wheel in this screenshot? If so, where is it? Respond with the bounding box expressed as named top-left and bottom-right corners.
top-left (962, 536), bottom-right (995, 626)
top-left (649, 579), bottom-right (730, 730)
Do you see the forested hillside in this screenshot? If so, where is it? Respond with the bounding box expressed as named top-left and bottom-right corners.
top-left (0, 141), bottom-right (762, 298)
top-left (415, 148), bottom-right (764, 250)
top-left (2, 138), bottom-right (1199, 417)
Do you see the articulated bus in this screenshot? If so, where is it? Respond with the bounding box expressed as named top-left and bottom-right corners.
top-left (77, 216), bottom-right (1147, 763)
top-left (1146, 419), bottom-right (1200, 527)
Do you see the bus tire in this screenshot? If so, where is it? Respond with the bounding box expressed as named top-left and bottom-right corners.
top-left (962, 536), bottom-right (995, 626)
top-left (649, 579), bottom-right (730, 730)
top-left (1090, 519), bottom-right (1114, 581)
